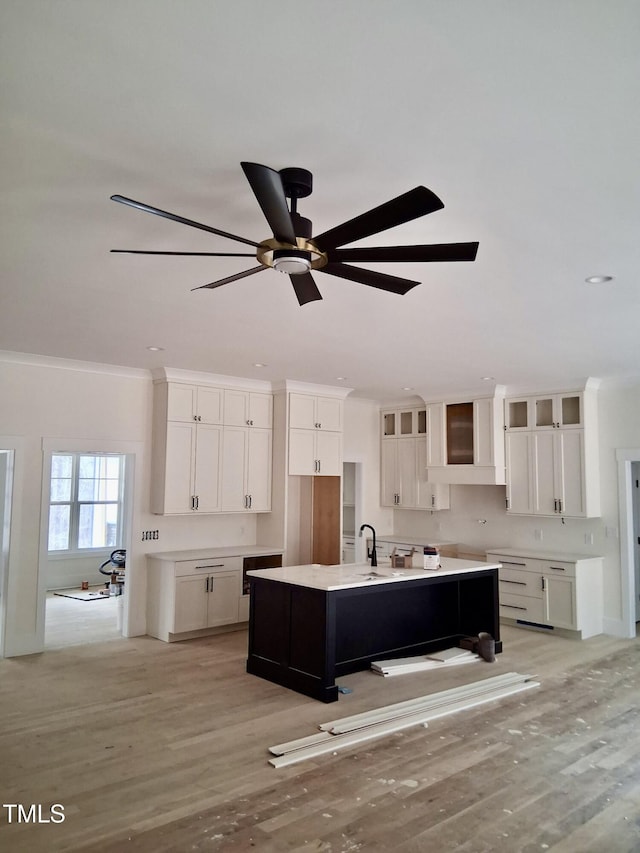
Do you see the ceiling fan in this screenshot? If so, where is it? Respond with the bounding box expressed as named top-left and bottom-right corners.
top-left (111, 162), bottom-right (478, 306)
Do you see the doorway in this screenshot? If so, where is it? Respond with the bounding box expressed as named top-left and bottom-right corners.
top-left (0, 450), bottom-right (15, 658)
top-left (41, 444), bottom-right (136, 650)
top-left (615, 449), bottom-right (640, 637)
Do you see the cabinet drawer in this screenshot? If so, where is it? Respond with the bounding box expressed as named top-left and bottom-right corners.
top-left (499, 592), bottom-right (544, 623)
top-left (499, 567), bottom-right (542, 598)
top-left (539, 560), bottom-right (577, 578)
top-left (174, 557), bottom-right (242, 576)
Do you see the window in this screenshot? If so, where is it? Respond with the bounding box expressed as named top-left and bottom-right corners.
top-left (48, 453), bottom-right (125, 552)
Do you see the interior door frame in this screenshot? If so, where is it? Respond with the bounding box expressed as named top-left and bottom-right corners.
top-left (39, 437), bottom-right (141, 646)
top-left (0, 436), bottom-right (24, 659)
top-left (616, 448), bottom-right (640, 637)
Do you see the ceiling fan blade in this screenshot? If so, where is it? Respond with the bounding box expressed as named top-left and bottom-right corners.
top-left (313, 186), bottom-right (444, 251)
top-left (110, 250), bottom-right (255, 257)
top-left (328, 242), bottom-right (479, 264)
top-left (240, 162), bottom-right (297, 245)
top-left (192, 266), bottom-right (266, 291)
top-left (110, 195), bottom-right (259, 248)
top-left (321, 263), bottom-right (420, 295)
top-left (290, 272), bottom-right (323, 306)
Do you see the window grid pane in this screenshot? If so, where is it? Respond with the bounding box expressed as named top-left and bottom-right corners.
top-left (49, 453), bottom-right (124, 552)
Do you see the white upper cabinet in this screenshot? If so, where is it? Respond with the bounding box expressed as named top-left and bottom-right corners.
top-left (381, 407), bottom-right (427, 438)
top-left (289, 393), bottom-right (342, 431)
top-left (505, 393), bottom-right (582, 431)
top-left (424, 391), bottom-right (506, 485)
top-left (167, 383), bottom-right (223, 424)
top-left (288, 391), bottom-right (344, 476)
top-left (504, 382), bottom-right (599, 518)
top-left (151, 378), bottom-right (272, 515)
top-left (223, 389), bottom-right (273, 429)
top-left (379, 406), bottom-right (450, 510)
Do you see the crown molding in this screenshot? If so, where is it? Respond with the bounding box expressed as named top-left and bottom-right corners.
top-left (0, 350), bottom-right (149, 380)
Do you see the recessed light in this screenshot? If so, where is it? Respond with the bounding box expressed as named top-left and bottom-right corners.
top-left (482, 376), bottom-right (495, 381)
top-left (336, 376), bottom-right (347, 381)
top-left (253, 362), bottom-right (267, 368)
top-left (147, 346), bottom-right (164, 352)
top-left (585, 275), bottom-right (614, 284)
top-left (402, 386), bottom-right (414, 391)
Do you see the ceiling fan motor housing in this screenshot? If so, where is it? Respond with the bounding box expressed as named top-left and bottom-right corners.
top-left (279, 167), bottom-right (313, 199)
top-left (272, 248), bottom-right (312, 275)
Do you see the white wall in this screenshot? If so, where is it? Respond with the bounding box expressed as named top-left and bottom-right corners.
top-left (0, 355), bottom-right (257, 655)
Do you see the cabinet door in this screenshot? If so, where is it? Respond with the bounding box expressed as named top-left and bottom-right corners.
top-left (193, 424), bottom-right (222, 512)
top-left (555, 430), bottom-right (585, 516)
top-left (167, 383), bottom-right (197, 422)
top-left (163, 422), bottom-right (196, 513)
top-left (426, 403), bottom-right (445, 467)
top-left (397, 437), bottom-right (417, 507)
top-left (557, 394), bottom-right (582, 428)
top-left (380, 440), bottom-right (398, 506)
top-left (473, 398), bottom-right (494, 467)
top-left (315, 396), bottom-right (342, 431)
top-left (531, 431), bottom-right (557, 515)
top-left (246, 428), bottom-right (272, 510)
top-left (223, 389), bottom-right (249, 426)
top-left (416, 440), bottom-right (450, 510)
top-left (197, 387), bottom-right (223, 424)
top-left (316, 430), bottom-right (342, 475)
top-left (543, 575), bottom-right (576, 629)
top-left (174, 574), bottom-right (209, 633)
top-left (249, 393), bottom-right (273, 428)
top-left (289, 428), bottom-right (316, 475)
top-left (207, 572), bottom-right (240, 626)
top-left (289, 393), bottom-right (317, 429)
top-left (506, 432), bottom-right (534, 514)
top-left (220, 426), bottom-right (249, 511)
top-left (505, 398), bottom-right (530, 431)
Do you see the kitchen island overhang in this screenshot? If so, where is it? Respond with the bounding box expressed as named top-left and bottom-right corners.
top-left (246, 559), bottom-right (502, 703)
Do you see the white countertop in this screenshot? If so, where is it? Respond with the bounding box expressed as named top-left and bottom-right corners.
top-left (148, 545), bottom-right (284, 562)
top-left (246, 558), bottom-right (499, 591)
top-left (485, 547), bottom-right (603, 562)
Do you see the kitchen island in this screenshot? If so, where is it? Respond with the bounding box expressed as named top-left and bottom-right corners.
top-left (246, 558), bottom-right (502, 702)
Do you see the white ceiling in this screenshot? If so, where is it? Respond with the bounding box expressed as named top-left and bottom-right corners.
top-left (1, 1), bottom-right (639, 402)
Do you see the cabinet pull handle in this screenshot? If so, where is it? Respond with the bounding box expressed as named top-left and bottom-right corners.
top-left (248, 494), bottom-right (252, 508)
top-left (206, 577), bottom-right (209, 592)
top-left (505, 497), bottom-right (510, 510)
top-left (431, 495), bottom-right (435, 508)
top-left (196, 564), bottom-right (224, 570)
top-left (209, 577), bottom-right (213, 591)
top-left (500, 560), bottom-right (526, 567)
top-left (501, 579), bottom-right (527, 586)
top-left (558, 499), bottom-right (562, 513)
top-left (541, 577), bottom-right (546, 591)
top-left (550, 565), bottom-right (566, 571)
top-left (195, 495), bottom-right (199, 510)
top-left (502, 603), bottom-right (528, 611)
top-left (554, 499), bottom-right (558, 512)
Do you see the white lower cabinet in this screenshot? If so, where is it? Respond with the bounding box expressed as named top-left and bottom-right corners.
top-left (487, 549), bottom-right (603, 638)
top-left (174, 571), bottom-right (239, 633)
top-left (147, 555), bottom-right (243, 641)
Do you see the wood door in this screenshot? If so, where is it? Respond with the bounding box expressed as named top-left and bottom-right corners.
top-left (312, 476), bottom-right (341, 565)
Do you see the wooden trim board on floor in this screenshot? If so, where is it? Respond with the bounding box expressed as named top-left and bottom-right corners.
top-left (268, 672), bottom-right (539, 767)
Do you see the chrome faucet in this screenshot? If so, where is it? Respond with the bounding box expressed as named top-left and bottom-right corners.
top-left (359, 523), bottom-right (377, 567)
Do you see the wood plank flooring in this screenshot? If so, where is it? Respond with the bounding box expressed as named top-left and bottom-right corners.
top-left (1, 622), bottom-right (639, 851)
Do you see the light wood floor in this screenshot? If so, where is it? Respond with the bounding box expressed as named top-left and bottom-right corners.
top-left (1, 622), bottom-right (639, 852)
top-left (45, 589), bottom-right (124, 649)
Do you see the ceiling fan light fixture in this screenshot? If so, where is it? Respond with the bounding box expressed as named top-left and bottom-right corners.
top-left (272, 248), bottom-right (312, 275)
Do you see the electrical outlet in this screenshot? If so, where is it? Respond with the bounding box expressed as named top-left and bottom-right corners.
top-left (534, 529), bottom-right (543, 541)
top-left (141, 530), bottom-right (160, 541)
top-left (584, 532), bottom-right (594, 545)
